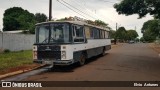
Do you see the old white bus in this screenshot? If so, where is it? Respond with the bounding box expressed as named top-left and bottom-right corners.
top-left (33, 21), bottom-right (111, 66)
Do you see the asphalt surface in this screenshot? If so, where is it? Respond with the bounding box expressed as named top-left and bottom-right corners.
top-left (1, 43), bottom-right (160, 90)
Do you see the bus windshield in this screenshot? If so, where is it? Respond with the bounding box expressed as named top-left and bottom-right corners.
top-left (35, 23), bottom-right (71, 44)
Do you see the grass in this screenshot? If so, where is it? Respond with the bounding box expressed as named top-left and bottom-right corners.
top-left (0, 50), bottom-right (33, 71)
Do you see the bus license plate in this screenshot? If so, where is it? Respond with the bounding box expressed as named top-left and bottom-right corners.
top-left (44, 61), bottom-right (53, 65)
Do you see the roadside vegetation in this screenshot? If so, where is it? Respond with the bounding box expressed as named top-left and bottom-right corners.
top-left (0, 50), bottom-right (33, 72)
top-left (3, 7), bottom-right (47, 34)
top-left (114, 0), bottom-right (160, 43)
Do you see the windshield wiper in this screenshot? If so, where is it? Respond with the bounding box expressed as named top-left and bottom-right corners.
top-left (42, 37), bottom-right (49, 43)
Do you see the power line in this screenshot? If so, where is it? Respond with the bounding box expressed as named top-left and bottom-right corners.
top-left (58, 0), bottom-right (117, 28)
top-left (70, 0), bottom-right (100, 20)
top-left (60, 0), bottom-right (98, 20)
top-left (98, 0), bottom-right (117, 3)
top-left (57, 0), bottom-right (88, 19)
top-left (72, 0), bottom-right (116, 24)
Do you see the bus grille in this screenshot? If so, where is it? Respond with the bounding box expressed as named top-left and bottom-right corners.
top-left (37, 51), bottom-right (61, 60)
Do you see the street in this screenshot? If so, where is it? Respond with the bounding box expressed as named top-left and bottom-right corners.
top-left (2, 43), bottom-right (160, 90)
top-left (24, 43), bottom-right (160, 81)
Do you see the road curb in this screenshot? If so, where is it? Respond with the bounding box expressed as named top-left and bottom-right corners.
top-left (0, 64), bottom-right (46, 79)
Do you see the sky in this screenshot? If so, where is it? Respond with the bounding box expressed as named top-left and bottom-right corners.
top-left (0, 0), bottom-right (154, 37)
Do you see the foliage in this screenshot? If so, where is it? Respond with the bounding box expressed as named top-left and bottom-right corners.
top-left (140, 37), bottom-right (145, 42)
top-left (56, 17), bottom-right (74, 21)
top-left (3, 7), bottom-right (47, 34)
top-left (127, 30), bottom-right (139, 40)
top-left (35, 13), bottom-right (47, 23)
top-left (115, 27), bottom-right (127, 42)
top-left (28, 21), bottom-right (36, 34)
top-left (3, 7), bottom-right (35, 31)
top-left (4, 49), bottom-right (10, 53)
top-left (56, 17), bottom-right (110, 29)
top-left (95, 20), bottom-right (108, 27)
top-left (143, 29), bottom-right (156, 42)
top-left (135, 38), bottom-right (140, 42)
top-left (115, 27), bottom-right (139, 42)
top-left (114, 0), bottom-right (160, 19)
top-left (141, 19), bottom-right (160, 42)
top-left (110, 30), bottom-right (116, 39)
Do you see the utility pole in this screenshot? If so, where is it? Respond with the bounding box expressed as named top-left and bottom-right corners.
top-left (49, 0), bottom-right (52, 21)
top-left (135, 26), bottom-right (136, 31)
top-left (116, 23), bottom-right (118, 31)
top-left (114, 23), bottom-right (118, 45)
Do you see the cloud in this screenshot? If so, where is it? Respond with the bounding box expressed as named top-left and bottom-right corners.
top-left (0, 0), bottom-right (154, 38)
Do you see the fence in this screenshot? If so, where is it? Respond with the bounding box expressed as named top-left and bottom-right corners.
top-left (0, 33), bottom-right (35, 51)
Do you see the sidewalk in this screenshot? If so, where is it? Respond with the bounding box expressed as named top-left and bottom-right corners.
top-left (0, 64), bottom-right (45, 79)
top-left (149, 43), bottom-right (160, 53)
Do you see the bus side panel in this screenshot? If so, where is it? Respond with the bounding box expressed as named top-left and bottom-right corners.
top-left (96, 47), bottom-right (104, 55)
top-left (87, 49), bottom-right (96, 58)
top-left (69, 39), bottom-right (111, 58)
top-left (73, 51), bottom-right (82, 63)
top-left (87, 47), bottom-right (103, 58)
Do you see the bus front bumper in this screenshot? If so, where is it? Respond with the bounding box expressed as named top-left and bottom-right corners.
top-left (33, 60), bottom-right (74, 65)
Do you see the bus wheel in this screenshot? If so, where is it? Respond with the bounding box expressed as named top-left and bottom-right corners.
top-left (101, 48), bottom-right (106, 56)
top-left (79, 53), bottom-right (86, 66)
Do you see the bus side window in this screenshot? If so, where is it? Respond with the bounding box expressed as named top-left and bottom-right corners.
top-left (102, 30), bottom-right (105, 39)
top-left (108, 31), bottom-right (110, 39)
top-left (93, 28), bottom-right (100, 39)
top-left (90, 28), bottom-right (94, 39)
top-left (85, 26), bottom-right (91, 39)
top-left (73, 25), bottom-right (85, 43)
top-left (105, 31), bottom-right (109, 39)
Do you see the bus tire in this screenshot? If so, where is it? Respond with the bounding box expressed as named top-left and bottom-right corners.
top-left (101, 47), bottom-right (106, 56)
top-left (79, 53), bottom-right (86, 66)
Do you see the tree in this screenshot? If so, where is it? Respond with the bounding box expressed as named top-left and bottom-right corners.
top-left (141, 19), bottom-right (160, 42)
top-left (95, 20), bottom-right (108, 26)
top-left (3, 7), bottom-right (35, 31)
top-left (140, 37), bottom-right (145, 42)
top-left (143, 29), bottom-right (156, 42)
top-left (27, 13), bottom-right (47, 34)
top-left (110, 30), bottom-right (116, 39)
top-left (35, 13), bottom-right (47, 23)
top-left (115, 27), bottom-right (127, 42)
top-left (142, 19), bottom-right (159, 36)
top-left (3, 7), bottom-right (48, 34)
top-left (127, 30), bottom-right (139, 40)
top-left (114, 0), bottom-right (160, 19)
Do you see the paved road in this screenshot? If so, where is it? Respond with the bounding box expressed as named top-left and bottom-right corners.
top-left (24, 43), bottom-right (160, 81)
top-left (2, 43), bottom-right (160, 90)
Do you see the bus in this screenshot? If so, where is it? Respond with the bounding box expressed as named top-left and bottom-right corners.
top-left (33, 21), bottom-right (111, 66)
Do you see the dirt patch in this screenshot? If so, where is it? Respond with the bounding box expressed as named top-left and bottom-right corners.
top-left (111, 43), bottom-right (123, 48)
top-left (0, 64), bottom-right (41, 75)
top-left (149, 43), bottom-right (160, 53)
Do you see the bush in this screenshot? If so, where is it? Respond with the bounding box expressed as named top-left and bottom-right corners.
top-left (4, 49), bottom-right (10, 53)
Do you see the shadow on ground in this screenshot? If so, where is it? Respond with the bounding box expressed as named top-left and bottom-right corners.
top-left (46, 53), bottom-right (109, 73)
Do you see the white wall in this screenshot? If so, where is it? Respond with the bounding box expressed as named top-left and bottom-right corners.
top-left (0, 33), bottom-right (2, 49)
top-left (0, 33), bottom-right (35, 51)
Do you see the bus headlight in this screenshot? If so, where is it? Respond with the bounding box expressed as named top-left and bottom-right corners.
top-left (61, 51), bottom-right (66, 59)
top-left (33, 45), bottom-right (37, 51)
top-left (33, 51), bottom-right (37, 59)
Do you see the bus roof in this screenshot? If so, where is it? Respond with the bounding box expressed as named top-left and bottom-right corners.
top-left (36, 21), bottom-right (110, 31)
